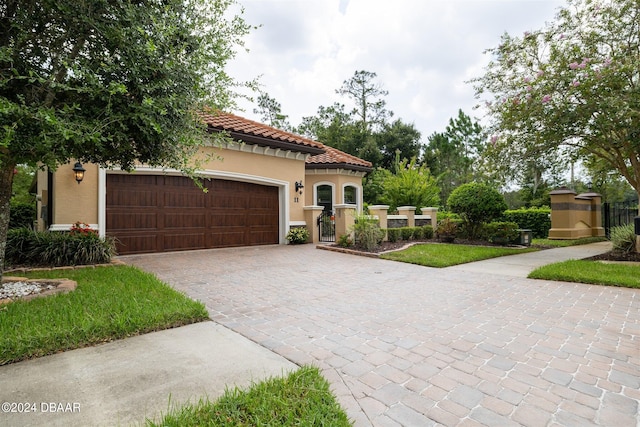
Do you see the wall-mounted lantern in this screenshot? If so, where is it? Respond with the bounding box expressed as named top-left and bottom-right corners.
top-left (72, 161), bottom-right (86, 184)
top-left (295, 180), bottom-right (304, 195)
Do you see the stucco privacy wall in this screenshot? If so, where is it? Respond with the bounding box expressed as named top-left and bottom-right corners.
top-left (548, 187), bottom-right (605, 239)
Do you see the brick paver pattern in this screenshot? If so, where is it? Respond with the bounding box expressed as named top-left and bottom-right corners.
top-left (124, 245), bottom-right (640, 427)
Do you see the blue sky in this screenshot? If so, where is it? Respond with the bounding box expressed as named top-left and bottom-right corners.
top-left (228, 0), bottom-right (564, 138)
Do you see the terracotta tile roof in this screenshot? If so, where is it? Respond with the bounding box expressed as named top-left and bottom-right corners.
top-left (199, 110), bottom-right (372, 172)
top-left (200, 111), bottom-right (325, 154)
top-left (306, 145), bottom-right (373, 171)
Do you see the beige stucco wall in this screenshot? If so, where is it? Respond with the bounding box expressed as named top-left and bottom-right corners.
top-left (198, 145), bottom-right (308, 222)
top-left (38, 144), bottom-right (364, 233)
top-left (304, 169), bottom-right (366, 212)
top-left (43, 161), bottom-right (100, 228)
top-left (548, 189), bottom-right (605, 239)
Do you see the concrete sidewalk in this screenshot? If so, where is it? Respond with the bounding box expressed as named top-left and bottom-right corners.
top-left (0, 322), bottom-right (296, 427)
top-left (446, 241), bottom-right (613, 277)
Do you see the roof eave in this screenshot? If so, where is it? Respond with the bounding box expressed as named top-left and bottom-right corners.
top-left (305, 162), bottom-right (372, 173)
top-left (208, 127), bottom-right (325, 156)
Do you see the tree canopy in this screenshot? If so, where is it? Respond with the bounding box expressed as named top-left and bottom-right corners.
top-left (472, 0), bottom-right (640, 207)
top-left (0, 0), bottom-right (251, 272)
top-left (423, 109), bottom-right (484, 203)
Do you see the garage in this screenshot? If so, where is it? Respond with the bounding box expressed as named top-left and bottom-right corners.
top-left (106, 174), bottom-right (279, 255)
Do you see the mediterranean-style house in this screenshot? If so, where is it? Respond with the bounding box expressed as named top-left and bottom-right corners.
top-left (35, 112), bottom-right (372, 255)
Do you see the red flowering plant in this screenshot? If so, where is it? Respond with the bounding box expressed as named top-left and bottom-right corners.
top-left (70, 221), bottom-right (97, 236)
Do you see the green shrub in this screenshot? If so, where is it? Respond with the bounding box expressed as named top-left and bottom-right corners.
top-left (413, 226), bottom-right (425, 240)
top-left (387, 228), bottom-right (401, 243)
top-left (448, 183), bottom-right (508, 239)
top-left (484, 221), bottom-right (519, 245)
top-left (400, 227), bottom-right (414, 241)
top-left (9, 202), bottom-right (36, 229)
top-left (422, 225), bottom-right (434, 239)
top-left (503, 207), bottom-right (551, 238)
top-left (5, 228), bottom-right (115, 268)
top-left (352, 215), bottom-right (384, 251)
top-left (610, 224), bottom-right (636, 253)
top-left (337, 234), bottom-right (353, 248)
top-left (286, 227), bottom-right (309, 244)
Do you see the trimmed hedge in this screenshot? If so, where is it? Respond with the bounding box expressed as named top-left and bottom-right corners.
top-left (483, 221), bottom-right (519, 245)
top-left (5, 228), bottom-right (116, 268)
top-left (384, 225), bottom-right (433, 243)
top-left (502, 207), bottom-right (551, 238)
top-left (387, 228), bottom-right (401, 242)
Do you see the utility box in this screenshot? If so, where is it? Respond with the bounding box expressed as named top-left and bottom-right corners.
top-left (635, 216), bottom-right (640, 235)
top-left (517, 229), bottom-right (532, 246)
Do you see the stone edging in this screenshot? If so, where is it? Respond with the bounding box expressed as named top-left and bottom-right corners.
top-left (1, 278), bottom-right (77, 305)
top-left (316, 243), bottom-right (424, 258)
top-left (1, 260), bottom-right (125, 305)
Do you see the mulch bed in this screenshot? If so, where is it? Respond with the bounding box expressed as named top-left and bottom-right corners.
top-left (585, 250), bottom-right (640, 263)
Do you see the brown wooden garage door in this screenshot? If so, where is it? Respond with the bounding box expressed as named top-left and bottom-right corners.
top-left (106, 174), bottom-right (279, 255)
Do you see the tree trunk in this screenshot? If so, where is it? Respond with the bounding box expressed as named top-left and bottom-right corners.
top-left (0, 161), bottom-right (16, 281)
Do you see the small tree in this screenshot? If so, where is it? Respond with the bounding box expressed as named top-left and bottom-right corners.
top-left (381, 157), bottom-right (440, 213)
top-left (447, 183), bottom-right (507, 239)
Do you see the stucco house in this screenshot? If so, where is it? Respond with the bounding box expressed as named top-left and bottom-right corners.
top-left (35, 112), bottom-right (372, 255)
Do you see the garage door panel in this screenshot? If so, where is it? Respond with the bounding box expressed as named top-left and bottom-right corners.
top-left (114, 234), bottom-right (159, 254)
top-left (107, 212), bottom-right (158, 231)
top-left (108, 190), bottom-right (157, 208)
top-left (107, 175), bottom-right (279, 254)
top-left (163, 233), bottom-right (205, 251)
top-left (164, 212), bottom-right (206, 229)
top-left (164, 192), bottom-right (205, 208)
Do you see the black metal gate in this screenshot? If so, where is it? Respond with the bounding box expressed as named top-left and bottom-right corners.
top-left (603, 202), bottom-right (638, 238)
top-left (317, 210), bottom-right (335, 242)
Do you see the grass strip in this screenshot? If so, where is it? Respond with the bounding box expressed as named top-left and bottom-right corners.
top-left (528, 260), bottom-right (640, 288)
top-left (0, 265), bottom-right (208, 365)
top-left (146, 366), bottom-right (352, 427)
top-left (380, 243), bottom-right (538, 268)
top-left (532, 237), bottom-right (608, 248)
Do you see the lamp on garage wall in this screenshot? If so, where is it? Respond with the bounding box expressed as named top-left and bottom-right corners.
top-left (295, 181), bottom-right (304, 195)
top-left (72, 161), bottom-right (86, 184)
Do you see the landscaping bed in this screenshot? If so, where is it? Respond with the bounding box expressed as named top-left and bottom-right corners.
top-left (585, 250), bottom-right (640, 263)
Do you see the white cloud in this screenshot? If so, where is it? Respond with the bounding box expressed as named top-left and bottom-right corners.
top-left (229, 0), bottom-right (564, 138)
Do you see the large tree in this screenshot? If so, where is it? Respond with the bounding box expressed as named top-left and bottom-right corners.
top-left (472, 0), bottom-right (640, 212)
top-left (336, 70), bottom-right (392, 135)
top-left (253, 92), bottom-right (292, 131)
top-left (375, 119), bottom-right (423, 171)
top-left (0, 0), bottom-right (251, 273)
top-left (423, 110), bottom-right (484, 203)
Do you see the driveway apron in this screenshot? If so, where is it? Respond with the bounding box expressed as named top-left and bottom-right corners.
top-left (123, 244), bottom-right (640, 427)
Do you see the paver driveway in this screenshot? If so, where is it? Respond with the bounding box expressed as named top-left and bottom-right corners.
top-left (124, 244), bottom-right (640, 427)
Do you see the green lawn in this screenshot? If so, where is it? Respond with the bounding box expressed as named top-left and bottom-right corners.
top-left (528, 260), bottom-right (640, 288)
top-left (146, 366), bottom-right (352, 427)
top-left (380, 243), bottom-right (538, 268)
top-left (0, 265), bottom-right (208, 365)
top-left (532, 236), bottom-right (608, 248)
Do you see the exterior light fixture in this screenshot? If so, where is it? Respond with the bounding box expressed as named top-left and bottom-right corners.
top-left (72, 161), bottom-right (86, 184)
top-left (295, 180), bottom-right (304, 195)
